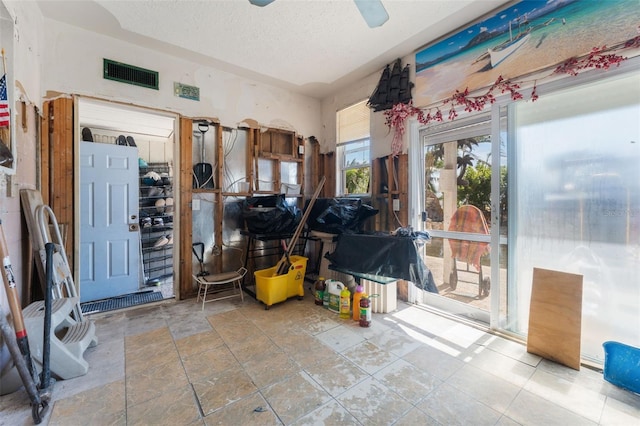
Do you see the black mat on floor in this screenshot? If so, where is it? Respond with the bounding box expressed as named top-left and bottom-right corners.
top-left (81, 291), bottom-right (163, 314)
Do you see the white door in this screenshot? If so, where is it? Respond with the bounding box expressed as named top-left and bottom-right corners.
top-left (80, 141), bottom-right (140, 302)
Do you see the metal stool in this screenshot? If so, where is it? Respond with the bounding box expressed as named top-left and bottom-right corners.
top-left (193, 268), bottom-right (247, 310)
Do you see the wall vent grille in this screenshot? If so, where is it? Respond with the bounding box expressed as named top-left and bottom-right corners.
top-left (103, 59), bottom-right (159, 90)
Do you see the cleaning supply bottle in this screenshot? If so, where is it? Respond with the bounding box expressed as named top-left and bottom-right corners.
top-left (322, 283), bottom-right (330, 308)
top-left (352, 284), bottom-right (364, 321)
top-left (339, 284), bottom-right (351, 319)
top-left (359, 293), bottom-right (371, 327)
top-left (314, 276), bottom-right (326, 306)
top-left (326, 279), bottom-right (343, 313)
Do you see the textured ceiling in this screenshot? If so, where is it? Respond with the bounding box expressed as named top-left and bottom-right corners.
top-left (37, 0), bottom-right (510, 99)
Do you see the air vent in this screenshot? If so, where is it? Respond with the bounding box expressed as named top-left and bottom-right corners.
top-left (103, 59), bottom-right (159, 90)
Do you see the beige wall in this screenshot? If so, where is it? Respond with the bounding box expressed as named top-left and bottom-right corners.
top-left (0, 0), bottom-right (44, 372)
top-left (319, 52), bottom-right (418, 160)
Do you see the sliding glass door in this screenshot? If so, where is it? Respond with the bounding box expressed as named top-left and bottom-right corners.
top-left (413, 116), bottom-right (507, 324)
top-left (410, 69), bottom-right (639, 364)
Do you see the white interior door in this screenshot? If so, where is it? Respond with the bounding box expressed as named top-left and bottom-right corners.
top-left (80, 141), bottom-right (140, 302)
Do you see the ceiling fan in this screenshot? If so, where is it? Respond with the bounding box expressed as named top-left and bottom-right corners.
top-left (249, 0), bottom-right (389, 28)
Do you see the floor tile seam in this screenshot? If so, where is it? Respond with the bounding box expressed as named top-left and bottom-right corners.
top-left (302, 362), bottom-right (371, 400)
top-left (521, 374), bottom-right (607, 424)
top-left (124, 381), bottom-right (200, 420)
top-left (197, 388), bottom-right (280, 422)
top-left (439, 367), bottom-right (518, 415)
top-left (124, 372), bottom-right (191, 411)
top-left (505, 386), bottom-right (598, 425)
top-left (335, 380), bottom-right (416, 426)
top-left (122, 327), bottom-right (191, 411)
top-left (250, 368), bottom-right (302, 392)
top-left (123, 347), bottom-right (183, 380)
top-left (463, 355), bottom-right (535, 388)
top-left (123, 325), bottom-right (173, 348)
top-left (248, 389), bottom-right (285, 425)
top-left (49, 375), bottom-right (125, 406)
top-left (124, 340), bottom-right (177, 362)
top-left (222, 341), bottom-right (263, 376)
top-left (480, 342), bottom-right (544, 369)
top-left (172, 332), bottom-right (228, 359)
top-left (261, 375), bottom-right (337, 426)
top-left (534, 362), bottom-right (608, 395)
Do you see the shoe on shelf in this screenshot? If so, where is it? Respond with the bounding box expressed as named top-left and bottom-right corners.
top-left (153, 236), bottom-right (169, 248)
top-left (117, 135), bottom-right (127, 146)
top-left (155, 198), bottom-right (166, 213)
top-left (153, 217), bottom-right (164, 226)
top-left (139, 158), bottom-right (148, 168)
top-left (165, 197), bottom-right (174, 213)
top-left (126, 136), bottom-right (137, 147)
top-left (148, 187), bottom-right (164, 198)
top-left (82, 127), bottom-right (94, 142)
top-left (141, 217), bottom-right (152, 228)
top-left (166, 234), bottom-right (173, 245)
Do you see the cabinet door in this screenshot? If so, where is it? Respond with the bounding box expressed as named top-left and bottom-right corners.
top-left (80, 142), bottom-right (141, 302)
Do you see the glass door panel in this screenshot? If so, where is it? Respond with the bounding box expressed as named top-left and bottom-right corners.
top-left (420, 133), bottom-right (494, 323)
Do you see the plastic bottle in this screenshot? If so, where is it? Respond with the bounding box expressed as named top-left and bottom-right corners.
top-left (322, 284), bottom-right (330, 308)
top-left (326, 280), bottom-right (343, 313)
top-left (359, 293), bottom-right (371, 327)
top-left (314, 277), bottom-right (326, 306)
top-left (339, 285), bottom-right (351, 319)
top-left (352, 284), bottom-right (364, 321)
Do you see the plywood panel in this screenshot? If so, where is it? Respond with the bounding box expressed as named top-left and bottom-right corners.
top-left (527, 267), bottom-right (583, 370)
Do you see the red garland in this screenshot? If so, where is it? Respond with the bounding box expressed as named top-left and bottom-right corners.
top-left (384, 38), bottom-right (638, 156)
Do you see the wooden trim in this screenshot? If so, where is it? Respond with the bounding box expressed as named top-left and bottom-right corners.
top-left (310, 137), bottom-right (320, 190)
top-left (371, 154), bottom-right (408, 231)
top-left (41, 97), bottom-right (74, 268)
top-left (40, 101), bottom-right (51, 204)
top-left (179, 116), bottom-right (194, 299)
top-left (319, 152), bottom-right (335, 198)
top-left (247, 128), bottom-right (256, 192)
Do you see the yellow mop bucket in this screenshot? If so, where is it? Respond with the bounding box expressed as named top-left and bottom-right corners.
top-left (255, 255), bottom-right (307, 309)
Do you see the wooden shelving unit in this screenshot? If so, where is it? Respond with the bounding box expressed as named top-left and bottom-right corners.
top-left (253, 129), bottom-right (305, 208)
top-left (179, 122), bottom-right (307, 299)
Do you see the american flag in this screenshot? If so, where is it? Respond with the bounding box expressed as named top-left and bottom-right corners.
top-left (0, 74), bottom-right (9, 128)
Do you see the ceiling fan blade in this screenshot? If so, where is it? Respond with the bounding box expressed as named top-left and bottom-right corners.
top-left (249, 0), bottom-right (275, 7)
top-left (354, 0), bottom-right (389, 28)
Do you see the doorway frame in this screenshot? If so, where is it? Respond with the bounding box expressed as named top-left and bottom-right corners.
top-left (409, 108), bottom-right (511, 327)
top-left (73, 96), bottom-right (182, 300)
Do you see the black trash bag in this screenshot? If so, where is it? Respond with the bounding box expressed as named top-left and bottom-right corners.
top-left (307, 198), bottom-right (378, 234)
top-left (242, 194), bottom-right (301, 235)
top-left (324, 232), bottom-right (438, 294)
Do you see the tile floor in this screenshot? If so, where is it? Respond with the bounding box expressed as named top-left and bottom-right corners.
top-left (1, 289), bottom-right (639, 425)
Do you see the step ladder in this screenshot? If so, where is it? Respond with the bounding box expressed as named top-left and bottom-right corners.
top-left (23, 296), bottom-right (97, 379)
top-left (19, 194), bottom-right (98, 379)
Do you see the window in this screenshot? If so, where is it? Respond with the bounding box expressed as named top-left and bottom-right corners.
top-left (337, 100), bottom-right (370, 195)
